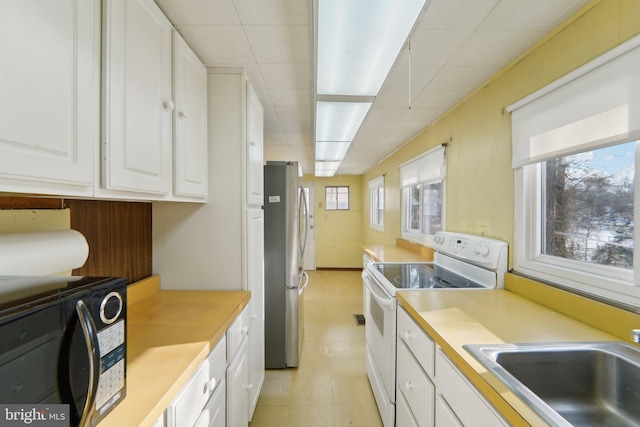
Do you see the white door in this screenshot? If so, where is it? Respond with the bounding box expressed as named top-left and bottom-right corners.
top-left (102, 0), bottom-right (173, 194)
top-left (173, 32), bottom-right (207, 198)
top-left (0, 0), bottom-right (98, 196)
top-left (302, 181), bottom-right (316, 270)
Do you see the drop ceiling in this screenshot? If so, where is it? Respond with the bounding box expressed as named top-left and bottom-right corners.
top-left (155, 0), bottom-right (590, 175)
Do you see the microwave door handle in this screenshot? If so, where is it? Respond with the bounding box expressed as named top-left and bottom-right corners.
top-left (76, 300), bottom-right (102, 427)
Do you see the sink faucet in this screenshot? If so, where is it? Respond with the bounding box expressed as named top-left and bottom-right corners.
top-left (631, 329), bottom-right (640, 343)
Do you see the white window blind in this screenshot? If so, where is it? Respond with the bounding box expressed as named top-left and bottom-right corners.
top-left (399, 145), bottom-right (445, 187)
top-left (508, 34), bottom-right (640, 168)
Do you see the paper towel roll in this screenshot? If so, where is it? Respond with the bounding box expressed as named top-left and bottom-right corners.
top-left (0, 230), bottom-right (89, 275)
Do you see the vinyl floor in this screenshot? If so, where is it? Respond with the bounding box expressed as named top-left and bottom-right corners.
top-left (249, 270), bottom-right (383, 427)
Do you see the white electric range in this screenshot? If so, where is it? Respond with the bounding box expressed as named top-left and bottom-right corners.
top-left (362, 231), bottom-right (508, 427)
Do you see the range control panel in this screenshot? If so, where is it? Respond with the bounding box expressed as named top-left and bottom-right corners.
top-left (432, 231), bottom-right (508, 271)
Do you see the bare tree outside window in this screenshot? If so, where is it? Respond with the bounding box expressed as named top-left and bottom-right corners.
top-left (543, 142), bottom-right (635, 269)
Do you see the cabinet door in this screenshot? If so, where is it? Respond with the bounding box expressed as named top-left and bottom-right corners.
top-left (246, 208), bottom-right (264, 418)
top-left (0, 0), bottom-right (98, 196)
top-left (245, 82), bottom-right (264, 207)
top-left (227, 338), bottom-right (250, 427)
top-left (102, 0), bottom-right (173, 195)
top-left (174, 33), bottom-right (208, 198)
top-left (435, 349), bottom-right (508, 427)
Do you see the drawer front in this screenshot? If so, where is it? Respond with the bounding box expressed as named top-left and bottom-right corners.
top-left (396, 387), bottom-right (420, 427)
top-left (435, 394), bottom-right (463, 427)
top-left (397, 341), bottom-right (434, 427)
top-left (207, 335), bottom-right (227, 392)
top-left (194, 378), bottom-right (226, 427)
top-left (227, 307), bottom-right (250, 360)
top-left (167, 359), bottom-right (211, 427)
top-left (398, 307), bottom-right (434, 378)
top-left (435, 348), bottom-right (507, 427)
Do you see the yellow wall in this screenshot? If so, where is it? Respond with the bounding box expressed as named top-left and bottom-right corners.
top-left (362, 0), bottom-right (640, 268)
top-left (304, 174), bottom-right (364, 268)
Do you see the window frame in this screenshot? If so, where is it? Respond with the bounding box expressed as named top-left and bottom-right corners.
top-left (514, 145), bottom-right (639, 305)
top-left (509, 34), bottom-right (640, 305)
top-left (368, 176), bottom-right (385, 231)
top-left (399, 146), bottom-right (446, 245)
top-left (325, 185), bottom-right (349, 211)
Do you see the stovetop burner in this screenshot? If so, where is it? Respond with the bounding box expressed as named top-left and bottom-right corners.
top-left (373, 263), bottom-right (484, 289)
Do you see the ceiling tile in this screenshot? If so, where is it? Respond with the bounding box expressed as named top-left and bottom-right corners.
top-left (156, 0), bottom-right (239, 25)
top-left (259, 63), bottom-right (312, 89)
top-left (448, 30), bottom-right (539, 68)
top-left (428, 65), bottom-right (495, 92)
top-left (178, 25), bottom-right (254, 65)
top-left (244, 25), bottom-right (311, 64)
top-left (479, 0), bottom-right (585, 32)
top-left (233, 0), bottom-right (311, 25)
top-left (268, 88), bottom-right (312, 108)
top-left (418, 0), bottom-right (499, 30)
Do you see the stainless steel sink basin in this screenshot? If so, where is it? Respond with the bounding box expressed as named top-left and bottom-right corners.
top-left (464, 342), bottom-right (640, 427)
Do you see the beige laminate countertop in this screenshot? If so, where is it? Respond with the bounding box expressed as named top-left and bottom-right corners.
top-left (99, 278), bottom-right (250, 427)
top-left (362, 244), bottom-right (432, 263)
top-left (397, 288), bottom-right (620, 426)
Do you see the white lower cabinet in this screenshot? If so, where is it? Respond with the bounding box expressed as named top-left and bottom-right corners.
top-left (435, 394), bottom-right (463, 427)
top-left (226, 306), bottom-right (251, 426)
top-left (435, 348), bottom-right (508, 427)
top-left (195, 378), bottom-right (226, 427)
top-left (396, 308), bottom-right (434, 427)
top-left (227, 338), bottom-right (250, 427)
top-left (166, 334), bottom-right (228, 427)
top-left (396, 386), bottom-right (420, 427)
top-left (152, 414), bottom-right (165, 427)
top-left (396, 306), bottom-right (508, 427)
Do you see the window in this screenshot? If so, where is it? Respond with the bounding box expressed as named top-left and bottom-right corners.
top-left (325, 186), bottom-right (349, 210)
top-left (369, 176), bottom-right (384, 231)
top-left (510, 34), bottom-right (640, 305)
top-left (400, 145), bottom-right (446, 244)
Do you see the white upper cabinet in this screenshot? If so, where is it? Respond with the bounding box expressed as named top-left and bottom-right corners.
top-left (246, 83), bottom-right (264, 207)
top-left (0, 0), bottom-right (99, 197)
top-left (101, 0), bottom-right (173, 195)
top-left (173, 33), bottom-right (208, 199)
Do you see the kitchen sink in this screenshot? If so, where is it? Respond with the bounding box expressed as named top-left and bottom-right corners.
top-left (464, 341), bottom-right (640, 427)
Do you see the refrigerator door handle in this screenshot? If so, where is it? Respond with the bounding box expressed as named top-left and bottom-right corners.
top-left (299, 185), bottom-right (309, 260)
top-left (298, 271), bottom-right (309, 296)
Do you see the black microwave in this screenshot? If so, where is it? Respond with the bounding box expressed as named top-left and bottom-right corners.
top-left (0, 276), bottom-right (127, 427)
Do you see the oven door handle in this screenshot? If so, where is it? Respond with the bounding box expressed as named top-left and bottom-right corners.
top-left (76, 300), bottom-right (102, 427)
top-left (364, 274), bottom-right (395, 310)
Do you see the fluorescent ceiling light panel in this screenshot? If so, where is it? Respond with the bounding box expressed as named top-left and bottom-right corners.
top-left (315, 160), bottom-right (341, 177)
top-left (317, 0), bottom-right (426, 96)
top-left (316, 141), bottom-right (352, 161)
top-left (316, 101), bottom-right (372, 141)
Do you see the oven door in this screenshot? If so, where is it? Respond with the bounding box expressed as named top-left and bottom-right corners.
top-left (362, 270), bottom-right (397, 404)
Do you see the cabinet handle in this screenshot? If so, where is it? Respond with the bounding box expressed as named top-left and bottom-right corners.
top-left (178, 110), bottom-right (188, 119)
top-left (209, 378), bottom-right (217, 391)
top-left (251, 314), bottom-right (258, 321)
top-left (405, 381), bottom-right (413, 391)
top-left (163, 100), bottom-right (175, 111)
top-left (246, 383), bottom-right (253, 390)
top-left (240, 326), bottom-right (249, 336)
top-left (404, 331), bottom-right (412, 341)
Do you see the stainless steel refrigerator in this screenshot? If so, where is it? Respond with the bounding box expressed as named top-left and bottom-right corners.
top-left (263, 161), bottom-right (308, 368)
